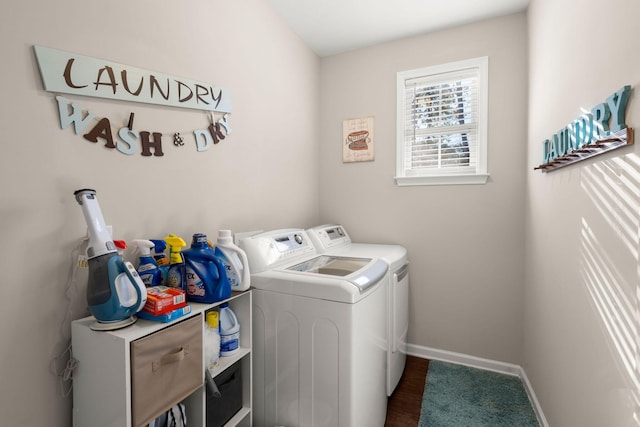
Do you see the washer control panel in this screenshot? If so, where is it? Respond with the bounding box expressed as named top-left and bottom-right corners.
top-left (274, 232), bottom-right (308, 253)
top-left (239, 228), bottom-right (316, 273)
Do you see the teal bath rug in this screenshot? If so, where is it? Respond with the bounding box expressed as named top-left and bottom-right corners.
top-left (419, 360), bottom-right (539, 427)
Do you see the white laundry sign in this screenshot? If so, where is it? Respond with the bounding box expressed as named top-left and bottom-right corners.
top-left (34, 45), bottom-right (232, 113)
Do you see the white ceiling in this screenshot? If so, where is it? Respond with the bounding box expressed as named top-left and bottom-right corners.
top-left (266, 0), bottom-right (530, 57)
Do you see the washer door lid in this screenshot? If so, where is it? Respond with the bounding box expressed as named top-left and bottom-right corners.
top-left (286, 255), bottom-right (388, 292)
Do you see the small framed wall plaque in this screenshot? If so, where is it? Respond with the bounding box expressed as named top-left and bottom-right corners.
top-left (343, 116), bottom-right (374, 163)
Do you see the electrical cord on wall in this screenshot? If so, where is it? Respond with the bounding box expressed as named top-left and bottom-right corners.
top-left (49, 237), bottom-right (88, 398)
top-left (50, 344), bottom-right (78, 398)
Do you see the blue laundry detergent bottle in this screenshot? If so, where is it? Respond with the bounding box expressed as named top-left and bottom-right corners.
top-left (182, 233), bottom-right (232, 303)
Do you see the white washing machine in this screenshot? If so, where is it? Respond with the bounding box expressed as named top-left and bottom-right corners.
top-left (306, 224), bottom-right (409, 396)
top-left (239, 229), bottom-right (389, 427)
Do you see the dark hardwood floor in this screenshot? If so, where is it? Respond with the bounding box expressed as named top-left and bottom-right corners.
top-left (385, 356), bottom-right (430, 426)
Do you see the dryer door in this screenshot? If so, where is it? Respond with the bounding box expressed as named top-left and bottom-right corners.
top-left (388, 262), bottom-right (409, 395)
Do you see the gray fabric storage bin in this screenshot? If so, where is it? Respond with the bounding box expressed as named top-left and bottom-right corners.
top-left (206, 361), bottom-right (242, 427)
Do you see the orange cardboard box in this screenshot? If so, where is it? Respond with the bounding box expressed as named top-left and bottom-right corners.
top-left (143, 286), bottom-right (187, 315)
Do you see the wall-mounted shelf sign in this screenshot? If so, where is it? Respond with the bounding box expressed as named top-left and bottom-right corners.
top-left (34, 45), bottom-right (231, 113)
top-left (535, 86), bottom-right (633, 173)
top-left (534, 128), bottom-right (633, 172)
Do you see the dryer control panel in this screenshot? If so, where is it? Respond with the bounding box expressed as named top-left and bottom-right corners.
top-left (238, 228), bottom-right (316, 274)
top-left (307, 224), bottom-right (351, 253)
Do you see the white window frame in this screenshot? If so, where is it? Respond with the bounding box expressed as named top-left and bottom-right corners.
top-left (395, 56), bottom-right (489, 186)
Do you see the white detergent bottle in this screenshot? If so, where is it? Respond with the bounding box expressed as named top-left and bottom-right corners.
top-left (213, 230), bottom-right (251, 291)
top-left (219, 303), bottom-right (240, 357)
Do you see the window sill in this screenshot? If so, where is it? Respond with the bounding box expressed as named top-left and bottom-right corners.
top-left (394, 173), bottom-right (489, 186)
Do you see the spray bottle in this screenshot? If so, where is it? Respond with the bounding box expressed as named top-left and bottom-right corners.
top-left (131, 239), bottom-right (162, 286)
top-left (150, 239), bottom-right (169, 285)
top-left (213, 230), bottom-right (251, 291)
top-left (182, 233), bottom-right (232, 303)
top-left (164, 234), bottom-right (187, 291)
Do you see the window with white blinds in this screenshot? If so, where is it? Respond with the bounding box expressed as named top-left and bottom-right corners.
top-left (395, 57), bottom-right (489, 186)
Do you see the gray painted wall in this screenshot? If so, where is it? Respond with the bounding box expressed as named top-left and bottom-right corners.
top-left (318, 13), bottom-right (528, 365)
top-left (4, 0), bottom-right (636, 425)
top-left (0, 1), bottom-right (319, 425)
top-left (525, 0), bottom-right (640, 425)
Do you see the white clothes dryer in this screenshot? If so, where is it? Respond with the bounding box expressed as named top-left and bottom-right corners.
top-left (307, 224), bottom-right (409, 396)
top-left (239, 229), bottom-right (389, 427)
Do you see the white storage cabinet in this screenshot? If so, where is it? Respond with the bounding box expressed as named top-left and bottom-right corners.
top-left (71, 291), bottom-right (252, 427)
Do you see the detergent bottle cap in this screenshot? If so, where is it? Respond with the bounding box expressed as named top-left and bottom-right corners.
top-left (131, 239), bottom-right (154, 256)
top-left (191, 233), bottom-right (209, 248)
top-left (206, 311), bottom-right (219, 328)
top-left (217, 230), bottom-right (233, 245)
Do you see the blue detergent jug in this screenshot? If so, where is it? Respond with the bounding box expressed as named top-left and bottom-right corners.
top-left (182, 233), bottom-right (232, 303)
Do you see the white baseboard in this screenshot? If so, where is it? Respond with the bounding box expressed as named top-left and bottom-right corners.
top-left (407, 343), bottom-right (549, 427)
